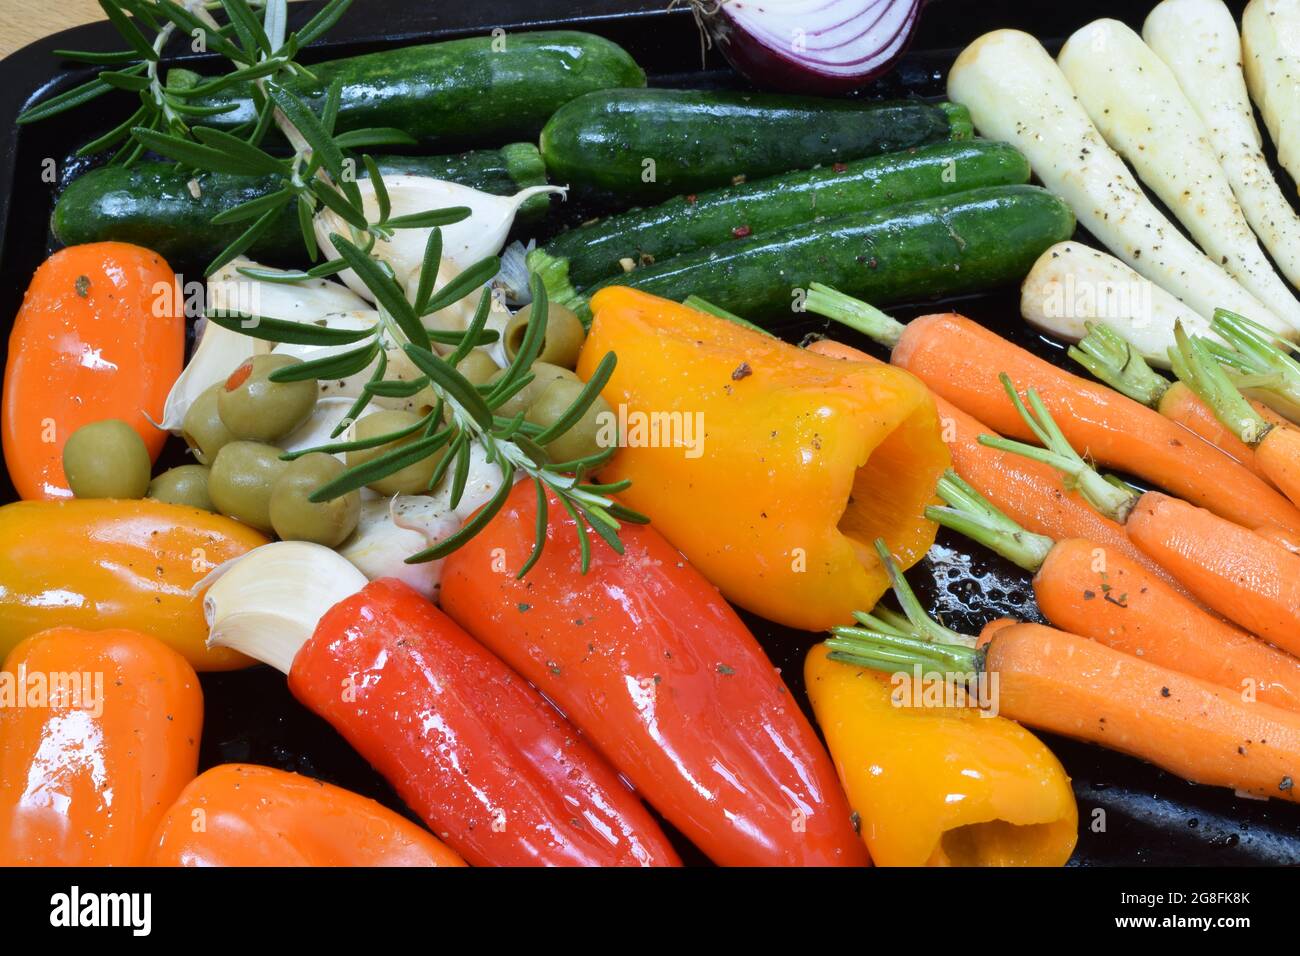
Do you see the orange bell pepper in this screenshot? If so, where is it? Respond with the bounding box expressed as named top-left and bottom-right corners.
top-left (577, 287), bottom-right (949, 631)
top-left (0, 499), bottom-right (266, 670)
top-left (2, 242), bottom-right (183, 500)
top-left (805, 644), bottom-right (1078, 866)
top-left (0, 627), bottom-right (202, 865)
top-left (148, 764), bottom-right (466, 867)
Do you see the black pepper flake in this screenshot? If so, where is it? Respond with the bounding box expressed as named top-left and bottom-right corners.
top-left (716, 663), bottom-right (736, 675)
top-left (517, 603), bottom-right (531, 613)
top-left (1281, 776), bottom-right (1294, 792)
top-left (731, 362), bottom-right (752, 381)
top-left (74, 275), bottom-right (91, 297)
top-left (1161, 687), bottom-right (1171, 697)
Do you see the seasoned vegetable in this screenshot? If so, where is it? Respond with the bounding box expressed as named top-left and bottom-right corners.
top-left (178, 31), bottom-right (646, 148)
top-left (441, 482), bottom-right (869, 867)
top-left (948, 29), bottom-right (1292, 336)
top-left (571, 185), bottom-right (1072, 321)
top-left (525, 377), bottom-right (611, 463)
top-left (2, 242), bottom-right (183, 500)
top-left (62, 419), bottom-right (151, 499)
top-left (0, 628), bottom-right (202, 865)
top-left (1146, 0), bottom-right (1300, 292)
top-left (929, 471), bottom-right (1300, 713)
top-left (805, 644), bottom-right (1078, 866)
top-left (1242, 0), bottom-right (1300, 190)
top-left (578, 288), bottom-right (949, 630)
top-left (208, 440), bottom-right (290, 533)
top-left (529, 139), bottom-right (1029, 297)
top-left (805, 285), bottom-right (1300, 535)
top-left (181, 382), bottom-right (237, 465)
top-left (269, 453), bottom-right (361, 548)
top-left (218, 355), bottom-right (318, 443)
top-left (540, 87), bottom-right (972, 201)
top-left (148, 464), bottom-right (213, 511)
top-left (148, 764), bottom-right (465, 867)
top-left (345, 410), bottom-right (445, 496)
top-left (51, 146), bottom-right (551, 267)
top-left (503, 301), bottom-right (586, 368)
top-left (0, 499), bottom-right (265, 669)
top-left (1057, 19), bottom-right (1300, 331)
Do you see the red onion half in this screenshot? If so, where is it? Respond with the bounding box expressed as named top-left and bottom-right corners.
top-left (686, 0), bottom-right (923, 95)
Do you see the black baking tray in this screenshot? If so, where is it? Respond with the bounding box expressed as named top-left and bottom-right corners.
top-left (1, 0), bottom-right (1296, 866)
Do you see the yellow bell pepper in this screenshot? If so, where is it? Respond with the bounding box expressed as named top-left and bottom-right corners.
top-left (805, 644), bottom-right (1078, 866)
top-left (0, 499), bottom-right (267, 670)
top-left (577, 287), bottom-right (949, 631)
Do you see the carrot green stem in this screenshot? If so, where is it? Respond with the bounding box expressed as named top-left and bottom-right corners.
top-left (826, 537), bottom-right (981, 674)
top-left (1067, 322), bottom-right (1170, 409)
top-left (1168, 323), bottom-right (1271, 449)
top-left (925, 469), bottom-right (1054, 573)
top-left (681, 295), bottom-right (772, 336)
top-left (854, 605), bottom-right (917, 638)
top-left (1208, 309), bottom-right (1300, 418)
top-left (977, 373), bottom-right (1140, 524)
top-left (802, 283), bottom-right (905, 349)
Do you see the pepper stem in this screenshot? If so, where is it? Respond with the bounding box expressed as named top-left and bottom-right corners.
top-left (925, 470), bottom-right (1054, 573)
top-left (803, 283), bottom-right (906, 349)
top-left (1067, 322), bottom-right (1170, 409)
top-left (977, 373), bottom-right (1140, 524)
top-left (1168, 322), bottom-right (1272, 449)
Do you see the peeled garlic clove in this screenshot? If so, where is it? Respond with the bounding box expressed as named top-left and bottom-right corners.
top-left (338, 496), bottom-right (459, 601)
top-left (270, 310), bottom-right (383, 401)
top-left (280, 397), bottom-right (366, 458)
top-left (203, 541), bottom-right (368, 673)
top-left (209, 256), bottom-right (371, 319)
top-left (156, 317), bottom-right (263, 432)
top-left (426, 441), bottom-right (508, 523)
top-left (314, 176), bottom-right (565, 299)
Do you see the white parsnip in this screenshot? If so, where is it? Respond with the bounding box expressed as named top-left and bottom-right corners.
top-left (947, 30), bottom-right (1290, 337)
top-left (1242, 0), bottom-right (1300, 190)
top-left (1058, 19), bottom-right (1300, 332)
top-left (1020, 242), bottom-right (1213, 366)
top-left (1145, 0), bottom-right (1300, 292)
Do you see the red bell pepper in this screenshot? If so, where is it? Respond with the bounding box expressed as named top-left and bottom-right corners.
top-left (289, 578), bottom-right (679, 868)
top-left (440, 483), bottom-right (869, 867)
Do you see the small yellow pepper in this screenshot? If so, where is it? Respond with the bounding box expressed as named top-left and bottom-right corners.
top-left (805, 644), bottom-right (1078, 866)
top-left (577, 287), bottom-right (949, 631)
top-left (0, 498), bottom-right (267, 670)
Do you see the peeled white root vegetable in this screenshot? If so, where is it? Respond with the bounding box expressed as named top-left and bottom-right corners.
top-left (947, 29), bottom-right (1289, 337)
top-left (1145, 0), bottom-right (1300, 293)
top-left (1243, 0), bottom-right (1300, 189)
top-left (1021, 242), bottom-right (1214, 366)
top-left (314, 177), bottom-right (564, 298)
top-left (1058, 19), bottom-right (1300, 333)
top-left (202, 541), bottom-right (369, 673)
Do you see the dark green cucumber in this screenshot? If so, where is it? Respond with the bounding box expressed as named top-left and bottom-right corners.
top-left (539, 88), bottom-right (973, 202)
top-left (568, 185), bottom-right (1075, 322)
top-left (51, 145), bottom-right (549, 267)
top-left (176, 31), bottom-right (645, 148)
top-left (529, 140), bottom-right (1028, 301)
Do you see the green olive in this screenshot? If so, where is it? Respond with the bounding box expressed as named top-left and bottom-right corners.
top-left (269, 453), bottom-right (360, 547)
top-left (488, 362), bottom-right (580, 419)
top-left (455, 349), bottom-right (500, 387)
top-left (62, 419), bottom-right (151, 499)
top-left (182, 383), bottom-right (235, 465)
top-left (503, 302), bottom-right (587, 369)
top-left (217, 354), bottom-right (318, 442)
top-left (208, 440), bottom-right (289, 532)
top-left (345, 410), bottom-right (445, 496)
top-left (526, 378), bottom-right (615, 465)
top-left (148, 464), bottom-right (213, 511)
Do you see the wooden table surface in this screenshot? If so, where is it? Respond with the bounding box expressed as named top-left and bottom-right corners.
top-left (0, 0), bottom-right (107, 59)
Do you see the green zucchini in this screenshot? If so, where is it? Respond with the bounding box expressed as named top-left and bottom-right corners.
top-left (529, 140), bottom-right (1029, 303)
top-left (566, 185), bottom-right (1075, 322)
top-left (539, 88), bottom-right (973, 202)
top-left (51, 145), bottom-right (549, 267)
top-left (177, 31), bottom-right (645, 149)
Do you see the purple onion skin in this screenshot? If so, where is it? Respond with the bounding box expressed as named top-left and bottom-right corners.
top-left (703, 1), bottom-right (922, 96)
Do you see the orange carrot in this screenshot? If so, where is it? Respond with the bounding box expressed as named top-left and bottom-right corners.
top-left (982, 377), bottom-right (1300, 656)
top-left (826, 552), bottom-right (1300, 803)
top-left (804, 285), bottom-right (1300, 535)
top-left (2, 243), bottom-right (182, 500)
top-left (809, 338), bottom-right (1187, 594)
top-left (929, 471), bottom-right (1300, 713)
top-left (1258, 524), bottom-right (1300, 554)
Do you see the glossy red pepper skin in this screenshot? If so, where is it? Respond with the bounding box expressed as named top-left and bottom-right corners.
top-left (288, 578), bottom-right (679, 868)
top-left (441, 485), bottom-right (868, 867)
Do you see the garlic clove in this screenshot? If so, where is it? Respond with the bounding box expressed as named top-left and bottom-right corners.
top-left (338, 496), bottom-right (460, 601)
top-left (314, 177), bottom-right (565, 299)
top-left (203, 540), bottom-right (368, 674)
top-left (156, 317), bottom-right (264, 432)
top-left (209, 256), bottom-right (371, 319)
